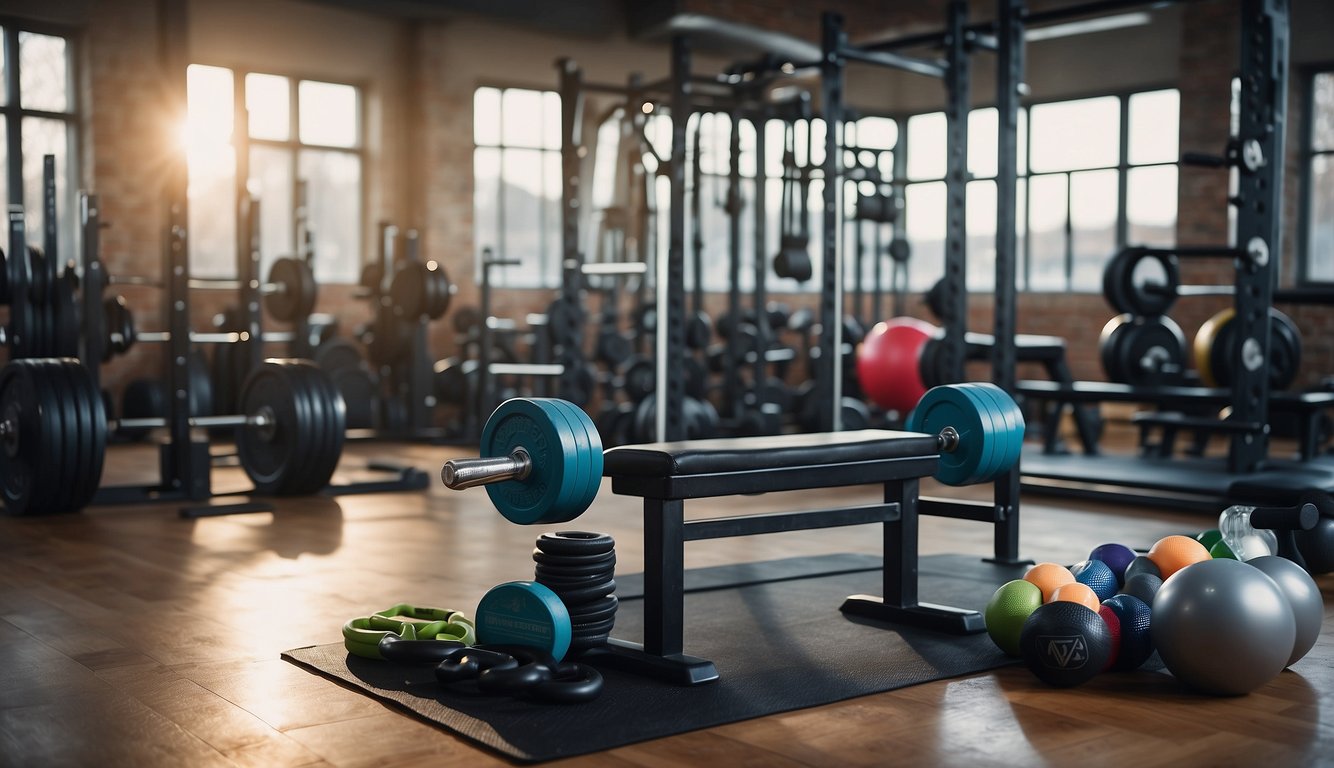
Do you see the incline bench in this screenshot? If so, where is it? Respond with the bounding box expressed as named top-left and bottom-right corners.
top-left (588, 429), bottom-right (1015, 685)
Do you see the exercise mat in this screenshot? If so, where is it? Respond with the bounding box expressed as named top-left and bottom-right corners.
top-left (284, 553), bottom-right (1027, 762)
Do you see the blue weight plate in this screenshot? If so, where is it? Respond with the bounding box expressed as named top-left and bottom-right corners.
top-left (533, 399), bottom-right (590, 524)
top-left (958, 384), bottom-right (1000, 486)
top-left (976, 383), bottom-right (1025, 479)
top-left (481, 399), bottom-right (578, 525)
top-left (475, 581), bottom-right (572, 663)
top-left (551, 399), bottom-right (603, 520)
top-left (965, 383), bottom-right (1016, 483)
top-left (909, 384), bottom-right (990, 486)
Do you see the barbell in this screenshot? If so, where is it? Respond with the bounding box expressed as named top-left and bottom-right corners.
top-left (441, 386), bottom-right (1024, 525)
top-left (0, 358), bottom-right (346, 516)
top-left (1098, 314), bottom-right (1187, 387)
top-left (109, 256), bottom-right (318, 323)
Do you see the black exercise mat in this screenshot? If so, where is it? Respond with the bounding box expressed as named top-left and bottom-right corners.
top-left (284, 553), bottom-right (1027, 762)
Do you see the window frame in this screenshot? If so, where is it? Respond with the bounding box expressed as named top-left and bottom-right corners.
top-left (1298, 63), bottom-right (1334, 285)
top-left (1, 17), bottom-right (81, 253)
top-left (187, 62), bottom-right (367, 281)
top-left (892, 83), bottom-right (1180, 293)
top-left (472, 82), bottom-right (564, 289)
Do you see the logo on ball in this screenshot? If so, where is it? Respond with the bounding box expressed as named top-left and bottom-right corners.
top-left (1039, 634), bottom-right (1088, 669)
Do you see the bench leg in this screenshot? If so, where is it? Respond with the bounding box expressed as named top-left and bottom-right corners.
top-left (591, 497), bottom-right (718, 685)
top-left (840, 478), bottom-right (985, 634)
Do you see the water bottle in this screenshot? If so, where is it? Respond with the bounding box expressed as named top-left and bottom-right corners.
top-left (1218, 502), bottom-right (1318, 562)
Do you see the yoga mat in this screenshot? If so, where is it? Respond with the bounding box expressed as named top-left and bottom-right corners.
top-left (284, 553), bottom-right (1026, 762)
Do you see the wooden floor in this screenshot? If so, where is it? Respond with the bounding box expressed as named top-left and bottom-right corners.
top-left (1, 434), bottom-right (1332, 767)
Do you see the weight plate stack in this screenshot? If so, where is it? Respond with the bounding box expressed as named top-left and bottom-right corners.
top-left (237, 360), bottom-right (345, 495)
top-left (532, 531), bottom-right (617, 657)
top-left (264, 257), bottom-right (318, 323)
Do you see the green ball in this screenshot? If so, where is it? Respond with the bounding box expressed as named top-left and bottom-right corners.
top-left (985, 579), bottom-right (1043, 657)
top-left (1196, 529), bottom-right (1223, 549)
top-left (1209, 539), bottom-right (1237, 559)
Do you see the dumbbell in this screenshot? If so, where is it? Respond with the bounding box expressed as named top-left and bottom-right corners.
top-left (441, 399), bottom-right (603, 525)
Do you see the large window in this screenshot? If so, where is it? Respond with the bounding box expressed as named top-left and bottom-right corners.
top-left (1, 23), bottom-right (78, 258)
top-left (185, 65), bottom-right (362, 282)
top-left (473, 86), bottom-right (562, 288)
top-left (900, 88), bottom-right (1179, 292)
top-left (1303, 71), bottom-right (1334, 283)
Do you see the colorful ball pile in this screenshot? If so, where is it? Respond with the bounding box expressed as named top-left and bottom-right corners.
top-left (982, 533), bottom-right (1323, 694)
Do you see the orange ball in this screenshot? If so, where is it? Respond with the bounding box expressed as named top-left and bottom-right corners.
top-left (1023, 562), bottom-right (1075, 603)
top-left (1147, 535), bottom-right (1211, 580)
top-left (1050, 582), bottom-right (1101, 612)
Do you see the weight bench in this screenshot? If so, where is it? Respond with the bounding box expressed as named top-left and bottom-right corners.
top-left (589, 430), bottom-right (994, 685)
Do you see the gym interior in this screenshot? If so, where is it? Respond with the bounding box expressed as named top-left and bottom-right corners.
top-left (1, 0), bottom-right (1332, 763)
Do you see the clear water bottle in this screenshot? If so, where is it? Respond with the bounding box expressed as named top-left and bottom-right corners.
top-left (1217, 505), bottom-right (1278, 560)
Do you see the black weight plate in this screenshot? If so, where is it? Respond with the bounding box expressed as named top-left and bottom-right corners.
top-left (567, 595), bottom-right (619, 623)
top-left (0, 363), bottom-right (39, 514)
top-left (119, 379), bottom-right (164, 441)
top-left (289, 361), bottom-right (345, 494)
top-left (536, 531), bottom-right (615, 556)
top-left (68, 361), bottom-right (108, 515)
top-left (103, 295), bottom-right (134, 358)
top-left (531, 548), bottom-right (616, 568)
top-left (189, 351), bottom-right (214, 417)
top-left (541, 579), bottom-right (616, 603)
top-left (1269, 310), bottom-right (1302, 392)
top-left (48, 360), bottom-right (85, 514)
top-left (26, 246), bottom-right (49, 306)
top-left (331, 365), bottom-right (376, 429)
top-left (1102, 249), bottom-right (1134, 314)
top-left (623, 358), bottom-right (654, 402)
top-left (314, 338), bottom-right (365, 375)
top-left (534, 570), bottom-right (616, 588)
top-left (238, 361), bottom-right (311, 494)
top-left (388, 262), bottom-right (429, 319)
top-left (433, 356), bottom-right (476, 405)
top-left (265, 258), bottom-right (318, 322)
top-left (596, 330), bottom-right (633, 367)
top-left (1098, 315), bottom-right (1130, 383)
top-left (310, 363), bottom-right (348, 487)
top-left (52, 270), bottom-right (81, 358)
top-left (569, 616), bottom-right (617, 636)
top-left (284, 363), bottom-right (326, 494)
top-left (840, 397), bottom-right (871, 431)
top-left (367, 311), bottom-right (410, 366)
top-left (427, 263), bottom-right (453, 319)
top-left (761, 376), bottom-right (794, 411)
top-left (1125, 250), bottom-right (1179, 317)
top-left (685, 311), bottom-right (711, 350)
top-left (452, 305), bottom-right (481, 336)
top-left (534, 559), bottom-right (616, 579)
top-left (359, 263), bottom-right (384, 294)
top-left (685, 357), bottom-right (708, 400)
top-left (33, 360), bottom-right (75, 514)
top-left (1116, 316), bottom-right (1186, 387)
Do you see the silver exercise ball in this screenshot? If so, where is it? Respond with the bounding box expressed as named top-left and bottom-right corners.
top-left (1247, 555), bottom-right (1324, 667)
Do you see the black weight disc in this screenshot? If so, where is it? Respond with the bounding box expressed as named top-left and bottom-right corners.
top-left (534, 559), bottom-right (616, 579)
top-left (52, 270), bottom-right (81, 358)
top-left (238, 361), bottom-right (313, 494)
top-left (685, 311), bottom-right (711, 350)
top-left (536, 531), bottom-right (615, 557)
top-left (840, 397), bottom-right (871, 430)
top-left (359, 263), bottom-right (384, 294)
top-left (1098, 315), bottom-right (1130, 383)
top-left (388, 261), bottom-right (429, 319)
top-left (534, 570), bottom-right (616, 588)
top-left (265, 257), bottom-right (318, 322)
top-left (62, 360), bottom-right (108, 516)
top-left (43, 359), bottom-right (81, 514)
top-left (567, 595), bottom-right (618, 624)
top-left (306, 363), bottom-right (348, 489)
top-left (119, 379), bottom-right (164, 441)
top-left (313, 338), bottom-right (365, 375)
top-left (623, 358), bottom-right (654, 402)
top-left (1115, 316), bottom-right (1186, 387)
top-left (433, 356), bottom-right (476, 405)
top-left (331, 365), bottom-right (376, 429)
top-left (0, 363), bottom-right (39, 513)
top-left (531, 548), bottom-right (616, 568)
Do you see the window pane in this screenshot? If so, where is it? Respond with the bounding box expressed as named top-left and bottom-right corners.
top-left (249, 145), bottom-right (294, 274)
top-left (590, 111), bottom-right (622, 212)
top-left (247, 73), bottom-right (290, 141)
top-left (0, 31), bottom-right (7, 105)
top-left (502, 88), bottom-right (544, 148)
top-left (299, 81), bottom-right (357, 148)
top-left (1017, 107), bottom-right (1028, 174)
top-left (1070, 169), bottom-right (1118, 291)
top-left (19, 32), bottom-right (68, 112)
top-left (1314, 73), bottom-right (1334, 152)
top-left (1027, 174), bottom-right (1067, 290)
top-left (0, 120), bottom-right (6, 211)
top-left (967, 180), bottom-right (996, 291)
top-left (969, 108), bottom-right (998, 178)
top-left (543, 150), bottom-right (562, 287)
top-left (906, 181), bottom-right (945, 291)
top-left (1029, 96), bottom-right (1120, 172)
top-left (474, 87), bottom-right (501, 146)
top-left (856, 116), bottom-right (897, 150)
top-left (298, 149), bottom-right (361, 283)
top-left (21, 118), bottom-right (75, 259)
top-left (1309, 155), bottom-right (1334, 281)
top-left (474, 146), bottom-right (500, 263)
top-left (1128, 89), bottom-right (1179, 165)
top-left (543, 90), bottom-right (562, 150)
top-left (907, 112), bottom-right (946, 180)
top-left (186, 65), bottom-right (236, 277)
top-left (499, 148), bottom-right (545, 286)
top-left (1127, 165), bottom-right (1177, 247)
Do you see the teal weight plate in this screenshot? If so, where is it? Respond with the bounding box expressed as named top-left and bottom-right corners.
top-left (965, 383), bottom-right (1016, 484)
top-left (481, 398), bottom-right (579, 524)
top-left (475, 581), bottom-right (572, 662)
top-left (533, 399), bottom-right (590, 524)
top-left (908, 384), bottom-right (990, 486)
top-left (978, 383), bottom-right (1025, 479)
top-left (549, 399), bottom-right (603, 521)
top-left (958, 384), bottom-right (1000, 486)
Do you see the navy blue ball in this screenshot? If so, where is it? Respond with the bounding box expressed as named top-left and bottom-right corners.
top-left (1070, 559), bottom-right (1119, 601)
top-left (1101, 594), bottom-right (1153, 671)
top-left (1121, 572), bottom-right (1163, 607)
top-left (1019, 601), bottom-right (1113, 687)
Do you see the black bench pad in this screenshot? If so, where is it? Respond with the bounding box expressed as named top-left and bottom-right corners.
top-left (603, 429), bottom-right (939, 478)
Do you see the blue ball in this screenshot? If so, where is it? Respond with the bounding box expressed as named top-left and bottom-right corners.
top-left (1101, 594), bottom-right (1153, 671)
top-left (1088, 543), bottom-right (1137, 585)
top-left (1070, 559), bottom-right (1119, 601)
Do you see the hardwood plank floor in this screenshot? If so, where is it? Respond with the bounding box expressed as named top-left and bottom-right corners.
top-left (1, 436), bottom-right (1331, 767)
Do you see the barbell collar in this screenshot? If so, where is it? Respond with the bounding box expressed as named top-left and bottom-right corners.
top-left (936, 426), bottom-right (960, 454)
top-left (441, 448), bottom-right (532, 490)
